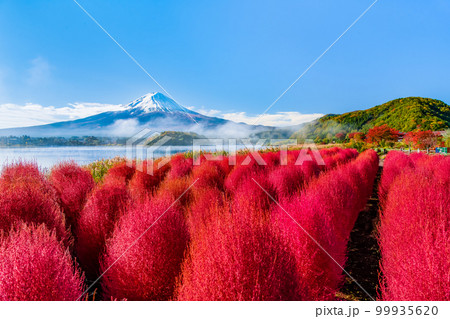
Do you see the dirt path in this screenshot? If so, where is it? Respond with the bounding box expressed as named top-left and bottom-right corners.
top-left (339, 164), bottom-right (382, 301)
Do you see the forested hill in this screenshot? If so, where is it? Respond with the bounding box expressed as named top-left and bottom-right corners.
top-left (145, 131), bottom-right (206, 146)
top-left (293, 97), bottom-right (450, 140)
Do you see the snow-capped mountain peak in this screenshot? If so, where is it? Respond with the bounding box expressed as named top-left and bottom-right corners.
top-left (124, 92), bottom-right (195, 114)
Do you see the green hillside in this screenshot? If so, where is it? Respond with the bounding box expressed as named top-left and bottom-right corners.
top-left (145, 131), bottom-right (206, 146)
top-left (293, 97), bottom-right (450, 140)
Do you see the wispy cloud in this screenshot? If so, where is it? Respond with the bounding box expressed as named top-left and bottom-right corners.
top-left (0, 102), bottom-right (123, 129)
top-left (221, 111), bottom-right (323, 127)
top-left (188, 106), bottom-right (323, 127)
top-left (26, 57), bottom-right (51, 86)
top-left (0, 101), bottom-right (323, 130)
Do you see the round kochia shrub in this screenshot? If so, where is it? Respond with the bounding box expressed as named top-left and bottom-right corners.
top-left (128, 160), bottom-right (170, 202)
top-left (186, 187), bottom-right (224, 236)
top-left (101, 194), bottom-right (189, 300)
top-left (268, 165), bottom-right (304, 199)
top-left (102, 161), bottom-right (136, 186)
top-left (273, 150), bottom-right (378, 300)
top-left (76, 180), bottom-right (130, 279)
top-left (0, 224), bottom-right (84, 301)
top-left (157, 176), bottom-right (193, 208)
top-left (232, 172), bottom-right (276, 214)
top-left (224, 158), bottom-right (261, 193)
top-left (379, 162), bottom-right (450, 300)
top-left (191, 160), bottom-right (226, 190)
top-left (49, 161), bottom-right (94, 233)
top-left (0, 160), bottom-right (44, 183)
top-left (0, 162), bottom-right (68, 244)
top-left (167, 154), bottom-right (193, 179)
top-left (177, 202), bottom-right (303, 301)
top-left (378, 151), bottom-right (414, 207)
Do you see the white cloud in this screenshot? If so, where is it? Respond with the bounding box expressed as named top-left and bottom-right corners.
top-left (221, 111), bottom-right (323, 127)
top-left (27, 57), bottom-right (51, 86)
top-left (0, 101), bottom-right (322, 130)
top-left (0, 102), bottom-right (123, 129)
top-left (188, 106), bottom-right (323, 127)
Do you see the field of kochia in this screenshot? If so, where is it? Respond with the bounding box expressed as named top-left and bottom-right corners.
top-left (0, 147), bottom-right (448, 301)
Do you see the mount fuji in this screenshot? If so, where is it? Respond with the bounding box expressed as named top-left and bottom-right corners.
top-left (0, 93), bottom-right (272, 138)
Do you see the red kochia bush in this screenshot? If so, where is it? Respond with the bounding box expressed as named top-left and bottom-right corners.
top-left (0, 162), bottom-right (68, 244)
top-left (274, 174), bottom-right (356, 300)
top-left (102, 161), bottom-right (136, 186)
top-left (299, 160), bottom-right (321, 182)
top-left (0, 224), bottom-right (84, 301)
top-left (167, 154), bottom-right (193, 179)
top-left (224, 159), bottom-right (261, 193)
top-left (157, 176), bottom-right (194, 209)
top-left (191, 160), bottom-right (226, 190)
top-left (186, 187), bottom-right (224, 236)
top-left (0, 161), bottom-right (43, 184)
top-left (268, 165), bottom-right (304, 199)
top-left (273, 150), bottom-right (378, 300)
top-left (260, 151), bottom-right (281, 168)
top-left (232, 172), bottom-right (276, 214)
top-left (379, 161), bottom-right (450, 300)
top-left (128, 160), bottom-right (170, 202)
top-left (322, 148), bottom-right (358, 169)
top-left (177, 202), bottom-right (303, 301)
top-left (378, 151), bottom-right (414, 207)
top-left (49, 162), bottom-right (94, 233)
top-left (76, 180), bottom-right (130, 279)
top-left (102, 194), bottom-right (189, 301)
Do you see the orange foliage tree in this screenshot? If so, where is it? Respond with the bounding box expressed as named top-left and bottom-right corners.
top-left (365, 125), bottom-right (400, 146)
top-left (348, 132), bottom-right (365, 141)
top-left (403, 130), bottom-right (439, 150)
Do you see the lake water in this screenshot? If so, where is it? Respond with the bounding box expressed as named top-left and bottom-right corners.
top-left (0, 145), bottom-right (248, 170)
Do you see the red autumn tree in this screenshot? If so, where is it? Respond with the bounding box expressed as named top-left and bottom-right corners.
top-left (403, 130), bottom-right (439, 150)
top-left (365, 125), bottom-right (400, 145)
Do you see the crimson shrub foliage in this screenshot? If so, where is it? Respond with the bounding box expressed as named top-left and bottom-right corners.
top-left (49, 161), bottom-right (94, 233)
top-left (0, 224), bottom-right (84, 301)
top-left (76, 179), bottom-right (130, 279)
top-left (274, 150), bottom-right (378, 300)
top-left (232, 172), bottom-right (276, 214)
top-left (0, 162), bottom-right (68, 244)
top-left (128, 160), bottom-right (170, 202)
top-left (379, 154), bottom-right (450, 300)
top-left (102, 161), bottom-right (136, 186)
top-left (378, 151), bottom-right (414, 207)
top-left (157, 176), bottom-right (194, 208)
top-left (177, 202), bottom-right (304, 301)
top-left (167, 154), bottom-right (193, 179)
top-left (186, 187), bottom-right (224, 236)
top-left (322, 148), bottom-right (358, 169)
top-left (0, 148), bottom-right (386, 301)
top-left (191, 160), bottom-right (226, 191)
top-left (224, 158), bottom-right (261, 193)
top-left (102, 194), bottom-right (189, 300)
top-left (268, 165), bottom-right (305, 199)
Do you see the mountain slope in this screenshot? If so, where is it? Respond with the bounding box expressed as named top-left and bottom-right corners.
top-left (0, 93), bottom-right (269, 138)
top-left (293, 97), bottom-right (450, 140)
top-left (145, 131), bottom-right (206, 146)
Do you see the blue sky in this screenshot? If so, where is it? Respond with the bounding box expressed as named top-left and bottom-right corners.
top-left (0, 0), bottom-right (449, 128)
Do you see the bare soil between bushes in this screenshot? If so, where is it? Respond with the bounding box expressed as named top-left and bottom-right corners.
top-left (339, 164), bottom-right (383, 301)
